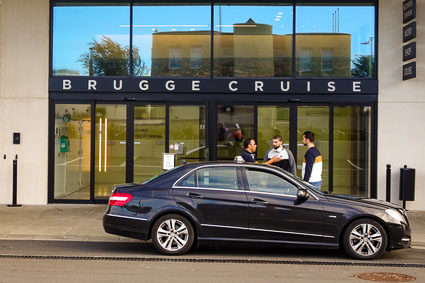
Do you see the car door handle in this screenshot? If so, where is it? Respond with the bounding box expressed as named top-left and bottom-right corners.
top-left (251, 198), bottom-right (268, 205)
top-left (187, 193), bottom-right (204, 199)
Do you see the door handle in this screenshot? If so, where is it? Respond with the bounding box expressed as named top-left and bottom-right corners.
top-left (251, 198), bottom-right (268, 205)
top-left (187, 193), bottom-right (204, 199)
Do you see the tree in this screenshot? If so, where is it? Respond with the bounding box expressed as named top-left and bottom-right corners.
top-left (351, 55), bottom-right (375, 77)
top-left (79, 36), bottom-right (149, 76)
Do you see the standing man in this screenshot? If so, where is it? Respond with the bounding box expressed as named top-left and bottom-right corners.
top-left (263, 135), bottom-right (296, 175)
top-left (241, 138), bottom-right (280, 164)
top-left (302, 131), bottom-right (322, 189)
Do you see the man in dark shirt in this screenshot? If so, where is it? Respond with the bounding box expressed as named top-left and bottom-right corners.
top-left (241, 138), bottom-right (280, 164)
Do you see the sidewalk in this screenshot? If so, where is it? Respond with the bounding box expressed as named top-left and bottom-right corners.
top-left (0, 204), bottom-right (424, 247)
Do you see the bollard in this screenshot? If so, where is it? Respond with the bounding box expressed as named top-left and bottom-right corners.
top-left (8, 155), bottom-right (22, 207)
top-left (386, 164), bottom-right (391, 202)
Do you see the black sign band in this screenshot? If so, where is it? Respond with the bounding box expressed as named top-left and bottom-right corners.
top-left (49, 78), bottom-right (378, 95)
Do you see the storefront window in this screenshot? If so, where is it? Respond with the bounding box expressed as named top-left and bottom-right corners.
top-left (133, 1), bottom-right (211, 77)
top-left (296, 1), bottom-right (375, 77)
top-left (213, 1), bottom-right (293, 77)
top-left (52, 2), bottom-right (130, 76)
top-left (54, 104), bottom-right (91, 200)
top-left (334, 106), bottom-right (371, 197)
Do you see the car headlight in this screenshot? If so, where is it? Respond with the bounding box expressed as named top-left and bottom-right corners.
top-left (385, 208), bottom-right (405, 223)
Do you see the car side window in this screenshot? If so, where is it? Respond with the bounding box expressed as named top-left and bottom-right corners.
top-left (246, 169), bottom-right (298, 196)
top-left (177, 172), bottom-right (196, 187)
top-left (197, 167), bottom-right (238, 190)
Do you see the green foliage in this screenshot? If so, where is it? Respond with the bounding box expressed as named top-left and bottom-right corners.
top-left (79, 36), bottom-right (149, 76)
top-left (351, 55), bottom-right (375, 77)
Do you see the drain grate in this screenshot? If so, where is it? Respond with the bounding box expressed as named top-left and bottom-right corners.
top-left (354, 272), bottom-right (416, 282)
top-left (0, 254), bottom-right (424, 268)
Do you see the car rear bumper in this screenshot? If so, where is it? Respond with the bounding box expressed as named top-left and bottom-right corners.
top-left (103, 213), bottom-right (150, 241)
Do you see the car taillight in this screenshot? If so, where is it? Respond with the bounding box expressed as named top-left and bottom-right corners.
top-left (109, 193), bottom-right (133, 206)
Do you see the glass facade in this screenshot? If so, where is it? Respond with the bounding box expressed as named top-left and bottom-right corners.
top-left (50, 1), bottom-right (377, 202)
top-left (52, 0), bottom-right (375, 78)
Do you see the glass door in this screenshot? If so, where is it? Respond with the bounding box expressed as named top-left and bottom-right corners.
top-left (95, 104), bottom-right (127, 200)
top-left (133, 105), bottom-right (166, 183)
top-left (169, 105), bottom-right (207, 165)
top-left (257, 106), bottom-right (291, 162)
top-left (297, 106), bottom-right (329, 191)
top-left (53, 104), bottom-right (91, 200)
top-left (216, 105), bottom-right (254, 161)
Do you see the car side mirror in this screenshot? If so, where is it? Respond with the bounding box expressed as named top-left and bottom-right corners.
top-left (297, 188), bottom-right (310, 200)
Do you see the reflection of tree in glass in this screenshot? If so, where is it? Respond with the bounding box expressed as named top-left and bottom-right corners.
top-left (351, 55), bottom-right (375, 77)
top-left (79, 36), bottom-right (148, 76)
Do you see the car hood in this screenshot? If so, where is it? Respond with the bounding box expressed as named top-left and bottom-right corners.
top-left (325, 194), bottom-right (402, 210)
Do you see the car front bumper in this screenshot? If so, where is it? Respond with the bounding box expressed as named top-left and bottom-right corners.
top-left (387, 222), bottom-right (411, 250)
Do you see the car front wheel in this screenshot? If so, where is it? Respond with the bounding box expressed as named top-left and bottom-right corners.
top-left (151, 214), bottom-right (194, 255)
top-left (343, 218), bottom-right (388, 260)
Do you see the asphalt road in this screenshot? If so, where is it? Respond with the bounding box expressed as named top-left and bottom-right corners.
top-left (0, 240), bottom-right (424, 282)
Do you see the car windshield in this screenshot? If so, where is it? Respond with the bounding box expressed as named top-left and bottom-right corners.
top-left (141, 165), bottom-right (183, 185)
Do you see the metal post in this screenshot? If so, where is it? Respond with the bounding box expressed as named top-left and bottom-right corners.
top-left (386, 164), bottom-right (391, 202)
top-left (8, 155), bottom-right (22, 207)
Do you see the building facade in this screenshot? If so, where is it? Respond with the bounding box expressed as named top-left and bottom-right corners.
top-left (0, 0), bottom-right (423, 210)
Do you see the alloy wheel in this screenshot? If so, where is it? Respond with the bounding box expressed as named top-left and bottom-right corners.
top-left (156, 219), bottom-right (189, 252)
top-left (349, 223), bottom-right (383, 257)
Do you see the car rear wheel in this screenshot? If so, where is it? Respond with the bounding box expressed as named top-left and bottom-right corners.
top-left (343, 218), bottom-right (387, 260)
top-left (151, 214), bottom-right (194, 255)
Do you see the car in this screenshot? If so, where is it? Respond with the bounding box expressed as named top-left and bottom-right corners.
top-left (103, 162), bottom-right (411, 260)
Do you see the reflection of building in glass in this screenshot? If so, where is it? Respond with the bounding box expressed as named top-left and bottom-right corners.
top-left (296, 33), bottom-right (351, 77)
top-left (151, 18), bottom-right (350, 77)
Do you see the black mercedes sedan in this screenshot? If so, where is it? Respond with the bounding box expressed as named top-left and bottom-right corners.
top-left (103, 162), bottom-right (411, 260)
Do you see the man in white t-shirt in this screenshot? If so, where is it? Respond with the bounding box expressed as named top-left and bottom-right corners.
top-left (263, 135), bottom-right (297, 175)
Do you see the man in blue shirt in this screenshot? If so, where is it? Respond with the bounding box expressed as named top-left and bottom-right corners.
top-left (302, 131), bottom-right (323, 189)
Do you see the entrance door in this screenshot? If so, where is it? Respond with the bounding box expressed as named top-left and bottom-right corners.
top-left (216, 105), bottom-right (254, 161)
top-left (133, 105), bottom-right (166, 183)
top-left (95, 104), bottom-right (127, 200)
top-left (169, 105), bottom-right (208, 165)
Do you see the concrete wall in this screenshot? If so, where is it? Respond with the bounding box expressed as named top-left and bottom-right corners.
top-left (378, 0), bottom-right (425, 210)
top-left (0, 0), bottom-right (49, 204)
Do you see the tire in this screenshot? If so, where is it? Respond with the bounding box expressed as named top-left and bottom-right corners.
top-left (151, 214), bottom-right (194, 255)
top-left (342, 218), bottom-right (388, 260)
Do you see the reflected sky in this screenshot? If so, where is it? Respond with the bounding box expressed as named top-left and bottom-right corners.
top-left (53, 4), bottom-right (374, 76)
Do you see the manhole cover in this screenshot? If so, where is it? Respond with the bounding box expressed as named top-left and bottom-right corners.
top-left (354, 272), bottom-right (416, 282)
